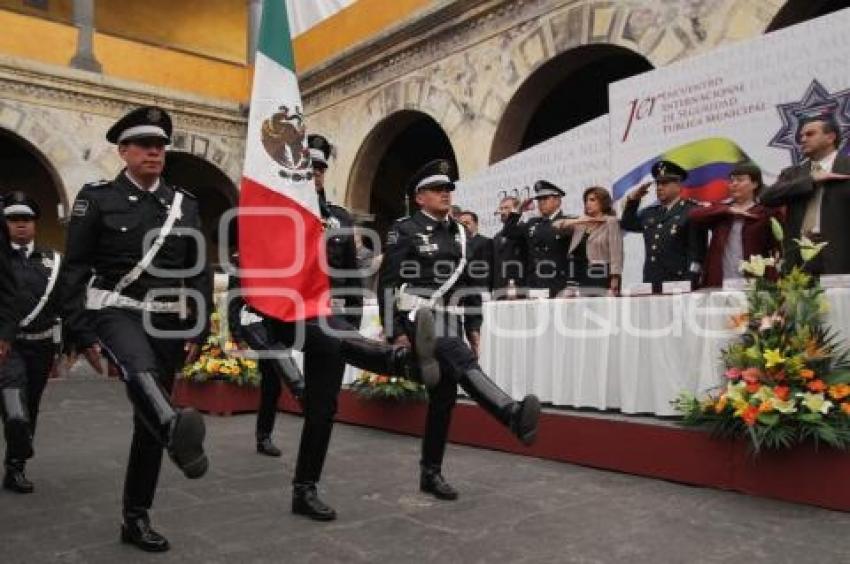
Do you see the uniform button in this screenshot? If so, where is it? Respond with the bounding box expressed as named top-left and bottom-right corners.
top-left (655, 234), bottom-right (660, 239)
top-left (652, 245), bottom-right (657, 250)
top-left (651, 257), bottom-right (656, 262)
top-left (120, 227), bottom-right (128, 232)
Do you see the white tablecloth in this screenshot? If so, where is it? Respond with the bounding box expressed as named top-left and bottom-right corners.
top-left (479, 289), bottom-right (850, 416)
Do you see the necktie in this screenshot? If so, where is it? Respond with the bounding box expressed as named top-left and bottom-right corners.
top-left (801, 161), bottom-right (824, 236)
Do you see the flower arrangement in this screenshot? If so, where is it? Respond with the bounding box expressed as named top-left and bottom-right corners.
top-left (350, 371), bottom-right (428, 402)
top-left (675, 220), bottom-right (850, 453)
top-left (180, 312), bottom-right (261, 387)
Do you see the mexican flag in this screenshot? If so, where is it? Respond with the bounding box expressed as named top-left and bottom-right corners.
top-left (238, 0), bottom-right (331, 322)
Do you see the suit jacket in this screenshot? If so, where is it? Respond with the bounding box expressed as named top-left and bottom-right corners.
top-left (467, 233), bottom-right (494, 290)
top-left (492, 225), bottom-right (527, 290)
top-left (564, 216), bottom-right (624, 276)
top-left (760, 154), bottom-right (850, 274)
top-left (688, 202), bottom-right (784, 287)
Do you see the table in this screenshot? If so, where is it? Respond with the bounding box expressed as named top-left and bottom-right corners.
top-left (479, 289), bottom-right (850, 416)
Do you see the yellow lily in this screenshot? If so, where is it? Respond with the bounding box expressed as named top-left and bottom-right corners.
top-left (802, 392), bottom-right (833, 415)
top-left (763, 348), bottom-right (786, 369)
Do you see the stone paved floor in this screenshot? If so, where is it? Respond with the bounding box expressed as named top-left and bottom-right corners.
top-left (2, 377), bottom-right (849, 563)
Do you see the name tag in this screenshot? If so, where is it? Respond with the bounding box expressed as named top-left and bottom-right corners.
top-left (820, 274), bottom-right (850, 288)
top-left (621, 283), bottom-right (653, 296)
top-left (662, 280), bottom-right (692, 295)
top-left (418, 244), bottom-right (438, 253)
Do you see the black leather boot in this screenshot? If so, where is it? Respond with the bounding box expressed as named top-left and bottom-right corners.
top-left (3, 460), bottom-right (34, 494)
top-left (292, 482), bottom-right (337, 521)
top-left (337, 309), bottom-right (440, 388)
top-left (277, 354), bottom-right (305, 403)
top-left (120, 516), bottom-right (170, 552)
top-left (256, 434), bottom-right (282, 457)
top-left (127, 372), bottom-right (208, 479)
top-left (461, 368), bottom-right (541, 446)
top-left (1, 388), bottom-right (34, 461)
top-left (420, 464), bottom-right (458, 500)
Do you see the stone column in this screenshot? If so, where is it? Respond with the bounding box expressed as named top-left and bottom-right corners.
top-left (247, 0), bottom-right (263, 64)
top-left (69, 0), bottom-right (102, 72)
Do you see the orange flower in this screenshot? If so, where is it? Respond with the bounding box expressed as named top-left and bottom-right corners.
top-left (773, 385), bottom-right (791, 401)
top-left (799, 368), bottom-right (815, 381)
top-left (741, 405), bottom-right (759, 427)
top-left (730, 313), bottom-right (749, 330)
top-left (746, 382), bottom-right (760, 394)
top-left (828, 384), bottom-right (850, 400)
top-left (841, 403), bottom-right (850, 416)
top-left (807, 379), bottom-right (827, 393)
top-left (758, 400), bottom-right (775, 414)
top-left (742, 367), bottom-right (762, 384)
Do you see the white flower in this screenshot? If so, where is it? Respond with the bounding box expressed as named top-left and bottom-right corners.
top-left (739, 255), bottom-right (776, 278)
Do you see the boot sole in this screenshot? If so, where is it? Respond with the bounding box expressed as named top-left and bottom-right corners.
top-left (168, 409), bottom-right (208, 479)
top-left (420, 484), bottom-right (459, 501)
top-left (515, 395), bottom-right (541, 446)
top-left (414, 309), bottom-right (440, 388)
top-left (120, 525), bottom-right (171, 552)
top-left (292, 503), bottom-right (337, 521)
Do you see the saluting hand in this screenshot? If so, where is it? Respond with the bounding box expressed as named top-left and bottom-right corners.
top-left (393, 334), bottom-right (412, 349)
top-left (628, 182), bottom-right (652, 202)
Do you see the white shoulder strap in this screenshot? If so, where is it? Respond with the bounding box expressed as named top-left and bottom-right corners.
top-left (428, 220), bottom-right (467, 304)
top-left (20, 251), bottom-right (62, 328)
top-left (113, 191), bottom-right (184, 294)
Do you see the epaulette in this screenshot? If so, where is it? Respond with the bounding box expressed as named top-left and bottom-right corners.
top-left (176, 187), bottom-right (197, 199)
top-left (82, 179), bottom-right (110, 190)
top-left (394, 215), bottom-right (411, 223)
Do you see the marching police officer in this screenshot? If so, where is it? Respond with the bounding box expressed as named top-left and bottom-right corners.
top-left (308, 134), bottom-right (363, 328)
top-left (379, 159), bottom-right (541, 501)
top-left (621, 160), bottom-right (707, 293)
top-left (1, 193), bottom-right (62, 493)
top-left (60, 106), bottom-right (212, 552)
top-left (501, 181), bottom-right (576, 297)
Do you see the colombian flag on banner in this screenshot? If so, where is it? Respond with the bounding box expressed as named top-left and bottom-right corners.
top-left (612, 138), bottom-right (751, 202)
top-left (238, 0), bottom-right (331, 322)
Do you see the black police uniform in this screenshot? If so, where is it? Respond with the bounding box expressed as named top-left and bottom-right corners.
top-left (0, 199), bottom-right (34, 493)
top-left (378, 159), bottom-right (540, 500)
top-left (318, 191), bottom-right (364, 328)
top-left (501, 181), bottom-right (576, 297)
top-left (60, 106), bottom-right (212, 551)
top-left (620, 161), bottom-right (707, 292)
top-left (226, 252), bottom-right (305, 456)
top-left (1, 193), bottom-right (63, 492)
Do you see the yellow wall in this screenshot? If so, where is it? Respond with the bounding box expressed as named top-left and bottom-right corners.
top-left (96, 0), bottom-right (247, 64)
top-left (0, 9), bottom-right (250, 102)
top-left (292, 0), bottom-right (438, 71)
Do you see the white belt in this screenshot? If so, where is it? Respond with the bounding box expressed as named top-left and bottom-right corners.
top-left (86, 287), bottom-right (183, 313)
top-left (16, 327), bottom-right (56, 341)
top-left (396, 290), bottom-right (466, 317)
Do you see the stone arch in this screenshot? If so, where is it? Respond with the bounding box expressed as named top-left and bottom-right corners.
top-left (163, 151), bottom-right (238, 266)
top-left (0, 127), bottom-right (68, 250)
top-left (766, 0), bottom-right (850, 32)
top-left (490, 43), bottom-right (653, 163)
top-left (347, 109), bottom-right (457, 240)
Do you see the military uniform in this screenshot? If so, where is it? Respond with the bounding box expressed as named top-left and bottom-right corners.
top-left (60, 107), bottom-right (212, 552)
top-left (318, 191), bottom-right (364, 328)
top-left (378, 159), bottom-right (540, 500)
top-left (620, 160), bottom-right (707, 292)
top-left (501, 181), bottom-right (576, 297)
